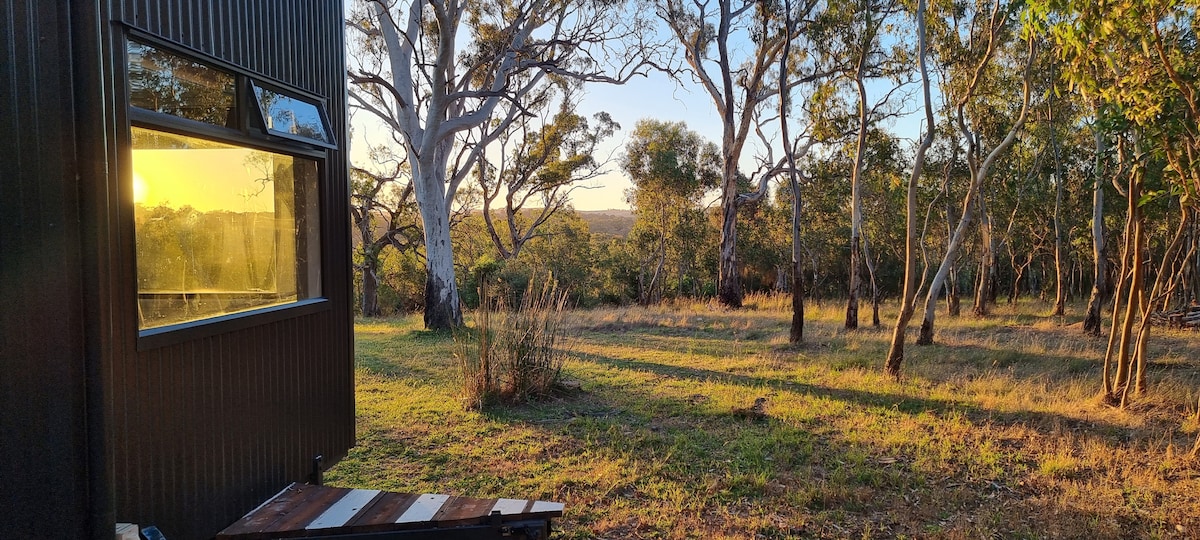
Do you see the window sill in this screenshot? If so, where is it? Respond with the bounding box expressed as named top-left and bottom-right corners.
top-left (136, 297), bottom-right (330, 351)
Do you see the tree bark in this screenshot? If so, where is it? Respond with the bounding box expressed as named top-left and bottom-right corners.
top-left (717, 190), bottom-right (743, 307)
top-left (1114, 181), bottom-right (1143, 401)
top-left (1083, 127), bottom-right (1108, 335)
top-left (780, 0), bottom-right (804, 344)
top-left (791, 178), bottom-right (805, 343)
top-left (973, 194), bottom-right (994, 317)
top-left (862, 235), bottom-right (881, 327)
top-left (362, 261), bottom-right (381, 317)
top-left (416, 163), bottom-right (464, 330)
top-left (847, 235), bottom-right (861, 329)
top-left (1051, 103), bottom-right (1067, 317)
top-left (1103, 146), bottom-right (1141, 403)
top-left (885, 0), bottom-right (934, 377)
top-left (846, 61), bottom-right (870, 330)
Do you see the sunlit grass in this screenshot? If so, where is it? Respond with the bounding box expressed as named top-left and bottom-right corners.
top-left (328, 298), bottom-right (1200, 539)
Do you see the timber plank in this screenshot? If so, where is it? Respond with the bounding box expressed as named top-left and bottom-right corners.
top-left (218, 483), bottom-right (326, 538)
top-left (269, 485), bottom-right (355, 534)
top-left (431, 496), bottom-right (498, 527)
top-left (489, 498), bottom-right (530, 516)
top-left (306, 489), bottom-right (383, 532)
top-left (346, 492), bottom-right (420, 532)
top-left (395, 493), bottom-right (450, 525)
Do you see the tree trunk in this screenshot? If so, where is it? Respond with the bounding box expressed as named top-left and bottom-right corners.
top-left (649, 219), bottom-right (667, 304)
top-left (1115, 194), bottom-right (1143, 401)
top-left (792, 185), bottom-right (804, 343)
top-left (1105, 157), bottom-right (1142, 403)
top-left (846, 67), bottom-right (869, 331)
top-left (1083, 128), bottom-right (1108, 335)
top-left (792, 259), bottom-right (805, 343)
top-left (356, 204), bottom-right (384, 316)
top-left (947, 268), bottom-right (961, 315)
top-left (847, 235), bottom-right (861, 329)
top-left (1052, 170), bottom-right (1067, 315)
top-left (944, 198), bottom-right (961, 317)
top-left (1129, 203), bottom-right (1192, 402)
top-left (861, 234), bottom-right (881, 327)
top-left (362, 261), bottom-right (381, 317)
top-left (886, 0), bottom-right (934, 376)
top-left (919, 182), bottom-right (981, 344)
top-left (973, 194), bottom-right (994, 317)
top-left (717, 181), bottom-right (742, 308)
top-left (416, 172), bottom-right (463, 330)
top-left (780, 0), bottom-right (803, 344)
top-left (1050, 100), bottom-right (1067, 317)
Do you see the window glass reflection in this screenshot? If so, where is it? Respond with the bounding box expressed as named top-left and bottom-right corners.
top-left (132, 127), bottom-right (321, 329)
top-left (128, 41), bottom-right (236, 127)
top-left (252, 82), bottom-right (332, 144)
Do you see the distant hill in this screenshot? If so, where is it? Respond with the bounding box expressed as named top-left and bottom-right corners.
top-left (578, 209), bottom-right (634, 237)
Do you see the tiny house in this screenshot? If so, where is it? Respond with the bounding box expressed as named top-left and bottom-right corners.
top-left (1, 2), bottom-right (354, 538)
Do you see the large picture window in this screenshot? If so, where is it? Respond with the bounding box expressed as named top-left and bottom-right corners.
top-left (127, 37), bottom-right (327, 331)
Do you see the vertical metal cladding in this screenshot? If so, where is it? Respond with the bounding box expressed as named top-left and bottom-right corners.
top-left (0, 1), bottom-right (93, 538)
top-left (105, 1), bottom-right (353, 538)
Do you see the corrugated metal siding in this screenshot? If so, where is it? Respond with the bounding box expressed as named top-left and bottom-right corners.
top-left (0, 1), bottom-right (93, 538)
top-left (100, 2), bottom-right (354, 538)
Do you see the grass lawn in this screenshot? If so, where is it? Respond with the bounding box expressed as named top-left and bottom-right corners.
top-left (326, 296), bottom-right (1200, 539)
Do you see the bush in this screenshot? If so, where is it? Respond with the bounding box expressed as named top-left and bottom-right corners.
top-left (456, 279), bottom-right (572, 409)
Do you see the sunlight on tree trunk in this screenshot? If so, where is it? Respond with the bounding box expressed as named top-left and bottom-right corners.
top-left (885, 0), bottom-right (935, 377)
top-left (918, 13), bottom-right (1034, 345)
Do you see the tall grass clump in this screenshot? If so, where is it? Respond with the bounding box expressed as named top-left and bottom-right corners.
top-left (456, 277), bottom-right (572, 409)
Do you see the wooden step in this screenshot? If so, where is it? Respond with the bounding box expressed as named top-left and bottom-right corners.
top-left (217, 483), bottom-right (563, 539)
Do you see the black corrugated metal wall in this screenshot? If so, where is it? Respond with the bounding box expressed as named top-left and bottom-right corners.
top-left (0, 1), bottom-right (94, 537)
top-left (94, 1), bottom-right (355, 538)
top-left (1, 1), bottom-right (353, 536)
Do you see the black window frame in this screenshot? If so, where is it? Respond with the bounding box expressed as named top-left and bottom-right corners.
top-left (121, 28), bottom-right (335, 351)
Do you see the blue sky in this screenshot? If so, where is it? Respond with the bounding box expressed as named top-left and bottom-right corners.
top-left (568, 70), bottom-right (727, 211)
top-left (348, 72), bottom-right (930, 212)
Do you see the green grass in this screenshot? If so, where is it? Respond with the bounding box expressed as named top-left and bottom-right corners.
top-left (328, 296), bottom-right (1200, 539)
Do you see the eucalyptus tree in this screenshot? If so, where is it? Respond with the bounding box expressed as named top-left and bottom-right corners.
top-left (621, 119), bottom-right (721, 304)
top-left (1039, 0), bottom-right (1200, 403)
top-left (884, 0), bottom-right (936, 377)
top-left (1082, 102), bottom-right (1112, 335)
top-left (779, 0), bottom-right (806, 341)
top-left (810, 0), bottom-right (911, 329)
top-left (475, 93), bottom-right (619, 262)
top-left (350, 147), bottom-right (420, 317)
top-left (346, 0), bottom-right (661, 329)
top-left (657, 0), bottom-right (826, 308)
top-left (915, 0), bottom-right (1036, 345)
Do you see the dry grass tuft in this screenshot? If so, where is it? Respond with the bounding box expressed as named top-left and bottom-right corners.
top-left (456, 281), bottom-right (572, 409)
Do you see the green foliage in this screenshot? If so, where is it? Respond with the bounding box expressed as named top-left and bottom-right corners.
top-left (352, 246), bottom-right (425, 316)
top-left (622, 119), bottom-right (722, 303)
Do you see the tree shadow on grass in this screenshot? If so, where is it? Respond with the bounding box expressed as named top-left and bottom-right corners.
top-left (470, 351), bottom-right (1196, 539)
top-left (571, 351), bottom-right (1137, 436)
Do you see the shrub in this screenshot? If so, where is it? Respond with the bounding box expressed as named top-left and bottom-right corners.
top-left (456, 279), bottom-right (572, 409)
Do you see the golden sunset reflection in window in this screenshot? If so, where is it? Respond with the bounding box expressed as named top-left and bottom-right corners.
top-left (132, 127), bottom-right (320, 329)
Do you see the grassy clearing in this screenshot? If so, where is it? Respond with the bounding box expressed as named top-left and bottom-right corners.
top-left (329, 296), bottom-right (1200, 539)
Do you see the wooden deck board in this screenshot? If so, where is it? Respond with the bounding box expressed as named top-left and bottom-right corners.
top-left (217, 484), bottom-right (563, 539)
top-left (345, 492), bottom-right (420, 532)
